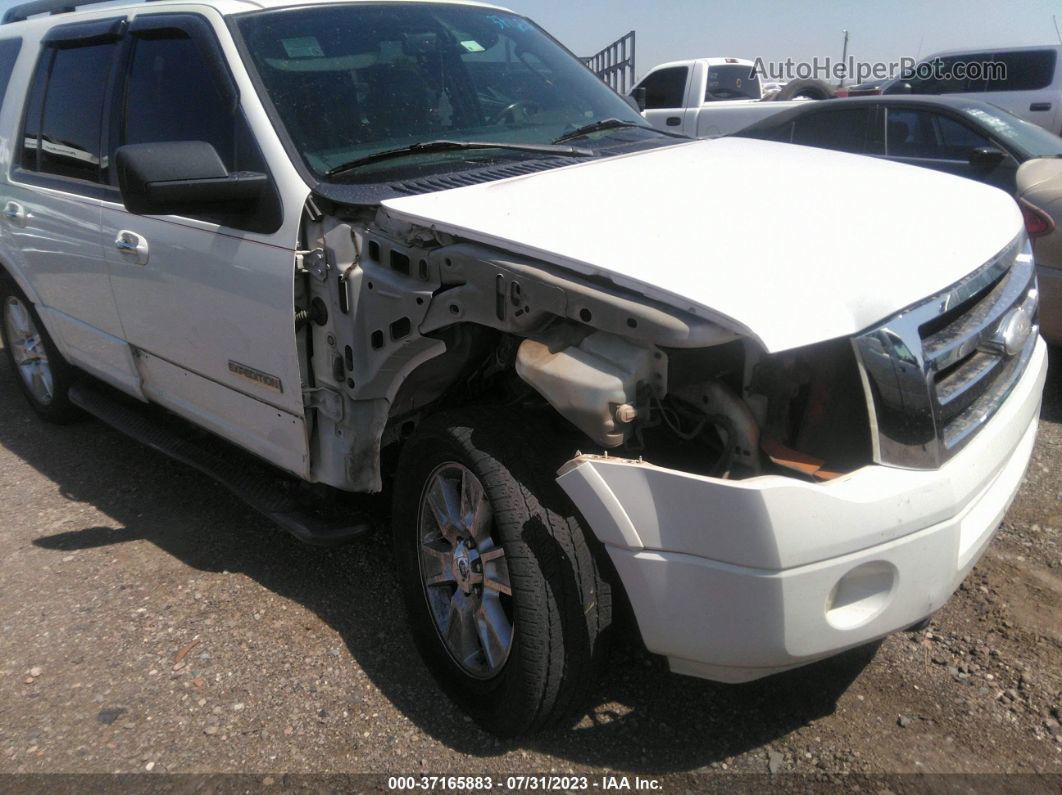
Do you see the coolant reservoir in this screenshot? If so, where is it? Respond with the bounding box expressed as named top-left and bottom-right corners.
top-left (515, 331), bottom-right (666, 447)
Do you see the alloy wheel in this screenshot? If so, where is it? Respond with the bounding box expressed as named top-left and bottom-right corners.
top-left (417, 462), bottom-right (514, 679)
top-left (3, 296), bottom-right (53, 405)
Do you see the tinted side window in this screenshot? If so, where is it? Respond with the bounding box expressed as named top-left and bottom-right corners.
top-left (989, 50), bottom-right (1056, 91)
top-left (36, 42), bottom-right (115, 182)
top-left (0, 38), bottom-right (22, 109)
top-left (886, 108), bottom-right (990, 159)
top-left (906, 55), bottom-right (989, 94)
top-left (638, 66), bottom-right (688, 109)
top-left (705, 65), bottom-right (759, 101)
top-left (936, 115), bottom-right (990, 152)
top-left (791, 109), bottom-right (870, 154)
top-left (886, 109), bottom-right (931, 156)
top-left (123, 34), bottom-right (236, 168)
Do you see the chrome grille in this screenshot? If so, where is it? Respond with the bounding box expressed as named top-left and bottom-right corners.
top-left (852, 235), bottom-right (1038, 469)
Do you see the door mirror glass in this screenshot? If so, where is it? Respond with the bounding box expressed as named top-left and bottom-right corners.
top-left (115, 141), bottom-right (266, 216)
top-left (627, 88), bottom-right (646, 113)
top-left (968, 146), bottom-right (1006, 167)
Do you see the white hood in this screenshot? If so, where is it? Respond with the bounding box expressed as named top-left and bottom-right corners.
top-left (383, 137), bottom-right (1023, 352)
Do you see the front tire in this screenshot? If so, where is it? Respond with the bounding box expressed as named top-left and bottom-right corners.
top-left (392, 409), bottom-right (611, 736)
top-left (0, 281), bottom-right (80, 423)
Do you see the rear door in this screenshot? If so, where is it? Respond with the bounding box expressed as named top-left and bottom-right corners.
top-left (101, 12), bottom-right (309, 475)
top-left (2, 19), bottom-right (141, 394)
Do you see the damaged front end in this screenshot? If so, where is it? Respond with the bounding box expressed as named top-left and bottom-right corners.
top-left (294, 203), bottom-right (875, 494)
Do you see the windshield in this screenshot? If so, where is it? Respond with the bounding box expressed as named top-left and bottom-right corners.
top-left (963, 105), bottom-right (1062, 158)
top-left (236, 3), bottom-right (647, 178)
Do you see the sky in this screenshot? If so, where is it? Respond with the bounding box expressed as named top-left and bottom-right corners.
top-left (2, 0), bottom-right (1061, 83)
top-left (503, 0), bottom-right (1062, 81)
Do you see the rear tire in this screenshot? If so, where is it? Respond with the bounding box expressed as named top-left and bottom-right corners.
top-left (0, 280), bottom-right (80, 423)
top-left (392, 408), bottom-right (611, 736)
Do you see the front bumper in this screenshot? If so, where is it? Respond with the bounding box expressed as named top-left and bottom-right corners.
top-left (557, 337), bottom-right (1047, 683)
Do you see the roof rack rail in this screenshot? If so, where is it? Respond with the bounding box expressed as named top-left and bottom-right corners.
top-left (2, 0), bottom-right (163, 25)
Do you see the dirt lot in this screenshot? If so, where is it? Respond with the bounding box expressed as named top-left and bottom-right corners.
top-left (0, 341), bottom-right (1060, 788)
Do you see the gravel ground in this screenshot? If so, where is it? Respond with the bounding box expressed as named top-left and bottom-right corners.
top-left (0, 341), bottom-right (1060, 787)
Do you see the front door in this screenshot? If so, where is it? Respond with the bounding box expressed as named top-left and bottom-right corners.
top-left (635, 65), bottom-right (692, 134)
top-left (101, 13), bottom-right (308, 475)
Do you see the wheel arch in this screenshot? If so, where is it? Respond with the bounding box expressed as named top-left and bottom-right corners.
top-left (0, 253), bottom-right (42, 305)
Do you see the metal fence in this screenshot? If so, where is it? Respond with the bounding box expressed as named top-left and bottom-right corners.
top-left (583, 31), bottom-right (636, 94)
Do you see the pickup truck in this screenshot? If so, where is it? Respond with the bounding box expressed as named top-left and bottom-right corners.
top-left (631, 57), bottom-right (832, 137)
top-left (0, 0), bottom-right (1046, 737)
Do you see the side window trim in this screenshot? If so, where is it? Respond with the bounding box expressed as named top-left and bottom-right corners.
top-left (42, 17), bottom-right (125, 46)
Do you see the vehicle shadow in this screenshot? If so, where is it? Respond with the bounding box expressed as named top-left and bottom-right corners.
top-left (2, 353), bottom-right (872, 774)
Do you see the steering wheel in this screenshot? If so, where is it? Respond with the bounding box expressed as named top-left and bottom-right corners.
top-left (490, 99), bottom-right (535, 125)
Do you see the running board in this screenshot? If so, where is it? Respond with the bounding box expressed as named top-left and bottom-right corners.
top-left (68, 382), bottom-right (373, 546)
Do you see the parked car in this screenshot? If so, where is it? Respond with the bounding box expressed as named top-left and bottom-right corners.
top-left (1016, 158), bottom-right (1062, 342)
top-left (0, 0), bottom-right (1046, 737)
top-left (862, 45), bottom-right (1062, 134)
top-left (736, 96), bottom-right (1062, 193)
top-left (735, 96), bottom-right (1062, 342)
top-left (630, 58), bottom-right (832, 138)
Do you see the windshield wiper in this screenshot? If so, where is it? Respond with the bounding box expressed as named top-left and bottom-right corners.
top-left (552, 117), bottom-right (668, 144)
top-left (326, 140), bottom-right (595, 178)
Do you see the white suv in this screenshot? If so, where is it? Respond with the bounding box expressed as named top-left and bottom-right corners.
top-left (0, 0), bottom-right (1047, 736)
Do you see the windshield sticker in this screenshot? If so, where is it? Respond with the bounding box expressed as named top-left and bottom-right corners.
top-left (460, 40), bottom-right (485, 53)
top-left (282, 37), bottom-right (324, 58)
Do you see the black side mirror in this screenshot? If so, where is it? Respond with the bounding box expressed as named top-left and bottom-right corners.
top-left (631, 86), bottom-right (647, 111)
top-left (115, 141), bottom-right (266, 216)
top-left (969, 146), bottom-right (1006, 167)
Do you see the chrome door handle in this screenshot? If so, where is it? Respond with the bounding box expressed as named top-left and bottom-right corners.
top-left (114, 230), bottom-right (149, 264)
